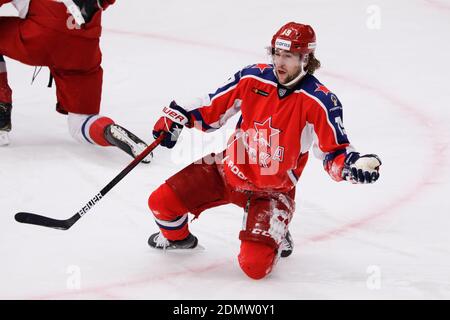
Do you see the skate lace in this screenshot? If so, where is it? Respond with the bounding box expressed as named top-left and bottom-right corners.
top-left (154, 233), bottom-right (170, 250)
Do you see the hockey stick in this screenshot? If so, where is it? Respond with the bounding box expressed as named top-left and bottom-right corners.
top-left (14, 134), bottom-right (165, 230)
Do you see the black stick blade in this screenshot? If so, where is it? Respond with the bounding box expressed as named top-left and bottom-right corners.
top-left (15, 212), bottom-right (73, 230)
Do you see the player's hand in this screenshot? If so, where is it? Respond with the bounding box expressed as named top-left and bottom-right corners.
top-left (342, 152), bottom-right (382, 184)
top-left (153, 101), bottom-right (190, 149)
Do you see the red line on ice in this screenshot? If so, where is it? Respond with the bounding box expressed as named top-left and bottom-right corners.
top-left (301, 71), bottom-right (446, 243)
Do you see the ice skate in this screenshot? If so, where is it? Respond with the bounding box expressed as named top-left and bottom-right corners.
top-left (148, 232), bottom-right (198, 250)
top-left (104, 123), bottom-right (152, 163)
top-left (280, 230), bottom-right (294, 258)
top-left (0, 102), bottom-right (11, 146)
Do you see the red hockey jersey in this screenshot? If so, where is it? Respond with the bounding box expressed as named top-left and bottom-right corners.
top-left (0, 0), bottom-right (116, 37)
top-left (179, 64), bottom-right (353, 192)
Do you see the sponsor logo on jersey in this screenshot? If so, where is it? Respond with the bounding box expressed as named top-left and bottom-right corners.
top-left (252, 87), bottom-right (269, 97)
top-left (275, 38), bottom-right (292, 50)
top-left (222, 156), bottom-right (247, 180)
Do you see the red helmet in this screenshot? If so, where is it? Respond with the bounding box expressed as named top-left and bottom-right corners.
top-left (271, 22), bottom-right (316, 54)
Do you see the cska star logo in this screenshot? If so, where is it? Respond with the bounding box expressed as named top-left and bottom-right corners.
top-left (253, 63), bottom-right (271, 73)
top-left (314, 83), bottom-right (331, 95)
top-left (253, 117), bottom-right (281, 147)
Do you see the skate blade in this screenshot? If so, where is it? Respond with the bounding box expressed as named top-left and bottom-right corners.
top-left (156, 244), bottom-right (206, 253)
top-left (0, 131), bottom-right (10, 146)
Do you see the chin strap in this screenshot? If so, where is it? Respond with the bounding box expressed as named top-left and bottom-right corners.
top-left (283, 67), bottom-right (307, 88)
top-left (273, 59), bottom-right (308, 88)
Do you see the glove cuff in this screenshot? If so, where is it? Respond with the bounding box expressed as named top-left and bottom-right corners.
top-left (344, 152), bottom-right (361, 166)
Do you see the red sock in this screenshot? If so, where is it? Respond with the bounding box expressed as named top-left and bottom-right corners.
top-left (148, 183), bottom-right (190, 240)
top-left (0, 73), bottom-right (12, 103)
top-left (238, 241), bottom-right (276, 280)
top-left (88, 116), bottom-right (114, 146)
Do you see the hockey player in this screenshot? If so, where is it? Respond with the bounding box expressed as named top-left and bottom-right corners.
top-left (0, 0), bottom-right (151, 162)
top-left (148, 22), bottom-right (382, 279)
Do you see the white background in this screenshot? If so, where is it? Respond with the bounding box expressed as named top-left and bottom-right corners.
top-left (1, 0), bottom-right (449, 299)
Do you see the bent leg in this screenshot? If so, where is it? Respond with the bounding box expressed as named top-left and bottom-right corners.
top-left (0, 17), bottom-right (54, 66)
top-left (148, 154), bottom-right (229, 241)
top-left (52, 66), bottom-right (103, 116)
top-left (238, 193), bottom-right (295, 279)
top-left (0, 16), bottom-right (48, 144)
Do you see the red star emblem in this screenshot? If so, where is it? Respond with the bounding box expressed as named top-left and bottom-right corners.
top-left (253, 63), bottom-right (270, 73)
top-left (314, 83), bottom-right (331, 95)
top-left (253, 117), bottom-right (281, 147)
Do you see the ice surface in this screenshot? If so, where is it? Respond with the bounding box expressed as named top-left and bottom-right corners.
top-left (0, 0), bottom-right (449, 299)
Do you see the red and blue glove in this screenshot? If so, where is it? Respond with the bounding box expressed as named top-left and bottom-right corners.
top-left (153, 101), bottom-right (191, 149)
top-left (342, 152), bottom-right (382, 184)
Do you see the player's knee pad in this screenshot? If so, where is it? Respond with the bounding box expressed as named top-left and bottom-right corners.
top-left (68, 113), bottom-right (113, 146)
top-left (238, 240), bottom-right (276, 280)
top-left (239, 196), bottom-right (294, 250)
top-left (148, 183), bottom-right (188, 220)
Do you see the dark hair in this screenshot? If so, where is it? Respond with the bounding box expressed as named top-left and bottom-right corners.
top-left (305, 53), bottom-right (321, 74)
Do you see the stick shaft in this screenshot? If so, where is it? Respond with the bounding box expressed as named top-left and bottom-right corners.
top-left (15, 134), bottom-right (165, 230)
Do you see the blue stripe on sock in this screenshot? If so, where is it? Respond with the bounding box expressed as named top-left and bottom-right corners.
top-left (155, 215), bottom-right (188, 231)
top-left (81, 115), bottom-right (97, 144)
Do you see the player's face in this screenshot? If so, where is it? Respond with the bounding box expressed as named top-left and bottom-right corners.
top-left (273, 49), bottom-right (303, 85)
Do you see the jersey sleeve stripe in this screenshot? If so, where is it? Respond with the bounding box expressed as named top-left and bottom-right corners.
top-left (191, 110), bottom-right (214, 131)
top-left (287, 170), bottom-right (298, 185)
top-left (299, 89), bottom-right (340, 145)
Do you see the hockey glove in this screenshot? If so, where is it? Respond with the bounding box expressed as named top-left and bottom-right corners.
top-left (342, 152), bottom-right (382, 184)
top-left (153, 101), bottom-right (191, 149)
top-left (71, 0), bottom-right (115, 24)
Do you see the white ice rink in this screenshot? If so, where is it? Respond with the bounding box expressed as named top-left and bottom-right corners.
top-left (1, 0), bottom-right (449, 299)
